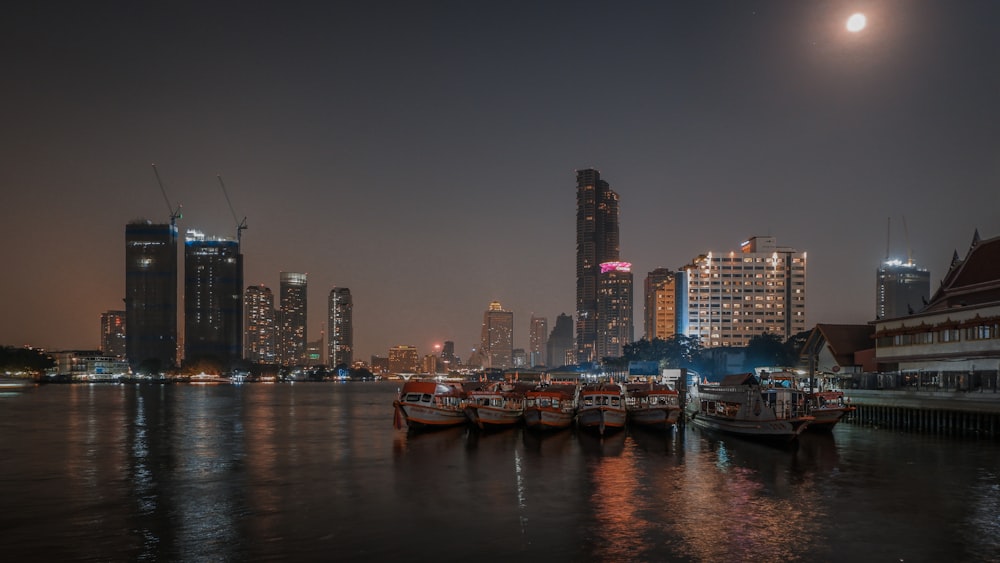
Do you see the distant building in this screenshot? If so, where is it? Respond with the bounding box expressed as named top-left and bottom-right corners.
top-left (644, 268), bottom-right (680, 341)
top-left (50, 350), bottom-right (129, 380)
top-left (512, 348), bottom-right (527, 368)
top-left (101, 310), bottom-right (126, 358)
top-left (124, 220), bottom-right (178, 373)
top-left (440, 340), bottom-right (457, 370)
top-left (244, 285), bottom-right (277, 364)
top-left (389, 345), bottom-right (419, 373)
top-left (279, 272), bottom-right (307, 365)
top-left (479, 301), bottom-right (514, 369)
top-left (529, 315), bottom-right (548, 367)
top-left (327, 287), bottom-right (353, 367)
top-left (422, 354), bottom-right (438, 374)
top-left (575, 168), bottom-right (620, 363)
top-left (370, 355), bottom-right (389, 374)
top-left (877, 260), bottom-right (930, 319)
top-left (597, 261), bottom-right (634, 359)
top-left (184, 230), bottom-right (243, 370)
top-left (305, 336), bottom-right (323, 366)
top-left (546, 313), bottom-right (575, 368)
top-left (681, 235), bottom-right (807, 348)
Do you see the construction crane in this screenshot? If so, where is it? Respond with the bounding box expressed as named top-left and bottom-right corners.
top-left (151, 163), bottom-right (182, 226)
top-left (217, 174), bottom-right (247, 250)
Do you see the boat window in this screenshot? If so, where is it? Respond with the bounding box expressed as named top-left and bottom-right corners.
top-left (421, 394), bottom-right (432, 403)
top-left (405, 393), bottom-right (422, 402)
top-left (525, 398), bottom-right (536, 407)
top-left (584, 397), bottom-right (594, 407)
top-left (610, 397), bottom-right (620, 406)
top-left (550, 399), bottom-right (558, 407)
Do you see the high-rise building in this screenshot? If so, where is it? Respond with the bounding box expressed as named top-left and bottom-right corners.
top-left (597, 261), bottom-right (634, 359)
top-left (440, 340), bottom-right (457, 369)
top-left (327, 287), bottom-right (353, 367)
top-left (479, 300), bottom-right (514, 369)
top-left (124, 220), bottom-right (178, 372)
top-left (682, 235), bottom-right (807, 348)
top-left (529, 315), bottom-right (548, 367)
top-left (546, 313), bottom-right (575, 368)
top-left (877, 260), bottom-right (930, 319)
top-left (184, 230), bottom-right (243, 370)
top-left (244, 285), bottom-right (277, 364)
top-left (575, 168), bottom-right (620, 363)
top-left (644, 267), bottom-right (680, 341)
top-left (279, 272), bottom-right (307, 365)
top-left (100, 310), bottom-right (126, 358)
top-left (388, 345), bottom-right (419, 373)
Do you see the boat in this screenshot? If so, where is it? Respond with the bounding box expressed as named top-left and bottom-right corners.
top-left (575, 382), bottom-right (627, 436)
top-left (187, 373), bottom-right (232, 384)
top-left (687, 373), bottom-right (814, 442)
top-left (523, 384), bottom-right (578, 432)
top-left (463, 383), bottom-right (526, 430)
top-left (392, 379), bottom-right (467, 431)
top-left (804, 390), bottom-right (856, 431)
top-left (625, 381), bottom-right (682, 430)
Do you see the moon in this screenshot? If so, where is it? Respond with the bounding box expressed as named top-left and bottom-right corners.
top-left (846, 13), bottom-right (867, 32)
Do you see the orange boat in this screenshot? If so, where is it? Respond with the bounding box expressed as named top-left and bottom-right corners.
top-left (523, 384), bottom-right (577, 432)
top-left (392, 380), bottom-right (467, 431)
top-left (625, 382), bottom-right (682, 430)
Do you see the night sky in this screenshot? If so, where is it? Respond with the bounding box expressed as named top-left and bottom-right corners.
top-left (3, 1), bottom-right (998, 362)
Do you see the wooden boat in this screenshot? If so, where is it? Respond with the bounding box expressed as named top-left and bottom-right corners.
top-left (804, 390), bottom-right (856, 431)
top-left (687, 373), bottom-right (813, 442)
top-left (463, 383), bottom-right (525, 430)
top-left (625, 382), bottom-right (682, 430)
top-left (523, 384), bottom-right (577, 431)
top-left (576, 383), bottom-right (626, 436)
top-left (392, 380), bottom-right (467, 431)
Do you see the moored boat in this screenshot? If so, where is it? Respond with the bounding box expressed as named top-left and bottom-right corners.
top-left (463, 383), bottom-right (526, 430)
top-left (393, 380), bottom-right (467, 431)
top-left (523, 384), bottom-right (578, 432)
top-left (687, 373), bottom-right (813, 442)
top-left (804, 390), bottom-right (856, 431)
top-left (625, 382), bottom-right (682, 430)
top-left (576, 383), bottom-right (627, 436)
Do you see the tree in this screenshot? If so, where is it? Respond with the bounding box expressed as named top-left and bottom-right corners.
top-left (742, 333), bottom-right (787, 371)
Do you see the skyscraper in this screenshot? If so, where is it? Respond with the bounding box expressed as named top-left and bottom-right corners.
top-left (388, 345), bottom-right (419, 373)
top-left (479, 300), bottom-right (514, 369)
top-left (597, 261), bottom-right (634, 359)
top-left (575, 168), bottom-right (620, 364)
top-left (644, 267), bottom-right (680, 341)
top-left (184, 230), bottom-right (243, 370)
top-left (877, 260), bottom-right (930, 319)
top-left (440, 340), bottom-right (457, 369)
top-left (124, 220), bottom-right (178, 372)
top-left (279, 272), bottom-right (307, 365)
top-left (529, 315), bottom-right (548, 367)
top-left (101, 310), bottom-right (126, 358)
top-left (327, 287), bottom-right (353, 367)
top-left (244, 284), bottom-right (277, 364)
top-left (546, 313), bottom-right (575, 368)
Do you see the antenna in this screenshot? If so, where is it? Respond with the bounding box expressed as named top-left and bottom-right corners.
top-left (902, 215), bottom-right (912, 265)
top-left (217, 174), bottom-right (247, 249)
top-left (152, 163), bottom-right (182, 226)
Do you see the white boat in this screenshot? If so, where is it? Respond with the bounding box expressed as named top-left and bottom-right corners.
top-left (463, 383), bottom-right (525, 430)
top-left (523, 384), bottom-right (578, 432)
top-left (804, 390), bottom-right (856, 431)
top-left (687, 373), bottom-right (813, 442)
top-left (625, 382), bottom-right (682, 430)
top-left (576, 383), bottom-right (627, 436)
top-left (393, 379), bottom-right (467, 431)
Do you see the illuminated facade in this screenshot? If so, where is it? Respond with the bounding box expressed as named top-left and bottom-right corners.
top-left (101, 310), bottom-right (126, 358)
top-left (877, 260), bottom-right (930, 319)
top-left (124, 221), bottom-right (178, 372)
top-left (597, 261), bottom-right (634, 359)
top-left (644, 267), bottom-right (680, 341)
top-left (529, 315), bottom-right (548, 367)
top-left (480, 301), bottom-right (514, 369)
top-left (327, 287), bottom-right (353, 367)
top-left (682, 236), bottom-right (806, 348)
top-left (244, 285), bottom-right (277, 364)
top-left (279, 272), bottom-right (308, 365)
top-left (388, 345), bottom-right (419, 374)
top-left (576, 168), bottom-right (620, 364)
top-left (184, 230), bottom-right (243, 369)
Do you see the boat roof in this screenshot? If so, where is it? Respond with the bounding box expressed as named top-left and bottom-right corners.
top-left (718, 373), bottom-right (760, 386)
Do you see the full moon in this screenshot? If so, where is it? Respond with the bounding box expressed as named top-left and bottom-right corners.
top-left (846, 13), bottom-right (867, 32)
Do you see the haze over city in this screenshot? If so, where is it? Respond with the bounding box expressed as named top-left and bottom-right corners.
top-left (3, 1), bottom-right (998, 361)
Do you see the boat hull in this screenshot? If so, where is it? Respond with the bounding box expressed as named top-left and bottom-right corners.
top-left (627, 406), bottom-right (682, 430)
top-left (690, 411), bottom-right (812, 441)
top-left (464, 405), bottom-right (523, 430)
top-left (523, 408), bottom-right (575, 431)
top-left (805, 407), bottom-right (855, 432)
top-left (576, 407), bottom-right (627, 435)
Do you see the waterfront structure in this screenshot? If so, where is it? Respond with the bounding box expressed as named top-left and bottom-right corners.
top-left (597, 261), bottom-right (634, 359)
top-left (799, 324), bottom-right (875, 376)
top-left (575, 168), bottom-right (620, 364)
top-left (100, 310), bottom-right (126, 358)
top-left (874, 231), bottom-right (1000, 388)
top-left (49, 350), bottom-right (129, 380)
top-left (327, 287), bottom-right (353, 367)
top-left (644, 268), bottom-right (680, 341)
top-left (479, 301), bottom-right (514, 369)
top-left (389, 345), bottom-right (419, 374)
top-left (529, 315), bottom-right (548, 367)
top-left (877, 260), bottom-right (931, 319)
top-left (546, 313), bottom-right (575, 368)
top-left (124, 220), bottom-right (178, 372)
top-left (244, 285), bottom-right (277, 364)
top-left (279, 272), bottom-right (307, 365)
top-left (184, 230), bottom-right (243, 370)
top-left (681, 235), bottom-right (807, 348)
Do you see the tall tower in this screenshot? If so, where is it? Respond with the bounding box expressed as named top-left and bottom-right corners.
top-left (644, 267), bottom-right (679, 341)
top-left (244, 284), bottom-right (277, 364)
top-left (101, 310), bottom-right (126, 358)
top-left (877, 260), bottom-right (930, 319)
top-left (546, 313), bottom-right (575, 368)
top-left (327, 287), bottom-right (353, 367)
top-left (529, 315), bottom-right (548, 367)
top-left (124, 220), bottom-right (178, 373)
top-left (479, 300), bottom-right (514, 369)
top-left (184, 230), bottom-right (243, 370)
top-left (279, 272), bottom-right (308, 365)
top-left (575, 168), bottom-right (620, 364)
top-left (597, 261), bottom-right (634, 359)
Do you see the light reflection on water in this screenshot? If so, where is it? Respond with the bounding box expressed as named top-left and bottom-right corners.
top-left (0, 382), bottom-right (998, 562)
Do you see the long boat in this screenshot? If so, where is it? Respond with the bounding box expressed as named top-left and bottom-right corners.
top-left (576, 383), bottom-right (627, 436)
top-left (463, 383), bottom-right (525, 430)
top-left (625, 382), bottom-right (682, 430)
top-left (805, 390), bottom-right (856, 431)
top-left (523, 384), bottom-right (578, 432)
top-left (687, 373), bottom-right (813, 442)
top-left (392, 380), bottom-right (467, 431)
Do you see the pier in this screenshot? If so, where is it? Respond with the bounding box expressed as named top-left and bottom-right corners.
top-left (845, 389), bottom-right (1000, 438)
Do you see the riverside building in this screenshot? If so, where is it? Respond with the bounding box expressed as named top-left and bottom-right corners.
top-left (184, 230), bottom-right (243, 370)
top-left (279, 272), bottom-right (308, 365)
top-left (244, 284), bottom-right (277, 364)
top-left (327, 287), bottom-right (353, 367)
top-left (124, 220), bottom-right (178, 372)
top-left (575, 168), bottom-right (620, 364)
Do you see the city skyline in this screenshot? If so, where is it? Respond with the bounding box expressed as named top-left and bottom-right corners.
top-left (3, 2), bottom-right (999, 361)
